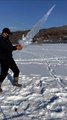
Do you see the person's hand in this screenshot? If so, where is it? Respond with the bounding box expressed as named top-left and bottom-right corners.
top-left (16, 44), bottom-right (23, 50)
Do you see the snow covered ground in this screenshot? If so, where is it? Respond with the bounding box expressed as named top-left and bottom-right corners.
top-left (0, 43), bottom-right (67, 120)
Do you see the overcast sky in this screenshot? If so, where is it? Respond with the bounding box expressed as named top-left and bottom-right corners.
top-left (0, 0), bottom-right (67, 32)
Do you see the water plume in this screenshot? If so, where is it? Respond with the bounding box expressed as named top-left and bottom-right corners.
top-left (19, 5), bottom-right (56, 46)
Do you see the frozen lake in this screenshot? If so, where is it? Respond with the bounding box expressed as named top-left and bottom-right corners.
top-left (0, 43), bottom-right (67, 120)
top-left (14, 43), bottom-right (67, 77)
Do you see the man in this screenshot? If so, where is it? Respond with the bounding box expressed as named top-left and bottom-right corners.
top-left (0, 28), bottom-right (23, 92)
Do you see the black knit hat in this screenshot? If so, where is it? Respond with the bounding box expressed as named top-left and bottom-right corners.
top-left (2, 28), bottom-right (12, 35)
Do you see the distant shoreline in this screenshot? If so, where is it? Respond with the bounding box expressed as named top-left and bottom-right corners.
top-left (9, 25), bottom-right (67, 44)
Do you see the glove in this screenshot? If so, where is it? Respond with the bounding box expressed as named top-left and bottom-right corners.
top-left (16, 44), bottom-right (23, 50)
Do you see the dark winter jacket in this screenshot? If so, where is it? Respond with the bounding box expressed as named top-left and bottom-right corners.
top-left (0, 35), bottom-right (17, 60)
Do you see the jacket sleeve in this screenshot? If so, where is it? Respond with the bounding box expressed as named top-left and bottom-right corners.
top-left (0, 38), bottom-right (17, 52)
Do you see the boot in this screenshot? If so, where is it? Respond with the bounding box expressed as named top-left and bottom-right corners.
top-left (13, 77), bottom-right (22, 87)
top-left (0, 82), bottom-right (3, 92)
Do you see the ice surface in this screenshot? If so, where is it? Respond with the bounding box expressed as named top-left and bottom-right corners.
top-left (0, 44), bottom-right (67, 120)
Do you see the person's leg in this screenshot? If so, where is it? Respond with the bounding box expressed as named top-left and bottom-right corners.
top-left (0, 60), bottom-right (9, 91)
top-left (9, 58), bottom-right (19, 77)
top-left (9, 58), bottom-right (22, 87)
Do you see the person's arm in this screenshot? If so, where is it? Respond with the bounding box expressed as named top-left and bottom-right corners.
top-left (0, 38), bottom-right (23, 51)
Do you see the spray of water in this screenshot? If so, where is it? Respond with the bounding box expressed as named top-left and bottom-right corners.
top-left (19, 4), bottom-right (56, 46)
